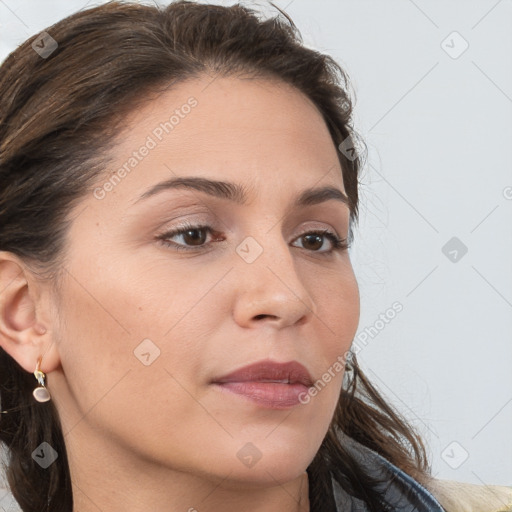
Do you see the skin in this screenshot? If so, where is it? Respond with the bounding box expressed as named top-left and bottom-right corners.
top-left (0, 75), bottom-right (360, 512)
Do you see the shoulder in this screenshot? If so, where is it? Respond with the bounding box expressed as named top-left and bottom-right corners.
top-left (331, 432), bottom-right (512, 512)
top-left (423, 477), bottom-right (512, 512)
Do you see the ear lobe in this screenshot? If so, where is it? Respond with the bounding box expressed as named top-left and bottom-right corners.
top-left (0, 253), bottom-right (59, 375)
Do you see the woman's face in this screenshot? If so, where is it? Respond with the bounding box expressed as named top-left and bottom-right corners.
top-left (47, 76), bottom-right (360, 491)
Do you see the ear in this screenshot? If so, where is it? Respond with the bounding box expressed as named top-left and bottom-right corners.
top-left (0, 251), bottom-right (60, 375)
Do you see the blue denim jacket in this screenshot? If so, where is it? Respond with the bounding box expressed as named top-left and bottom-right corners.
top-left (330, 434), bottom-right (446, 511)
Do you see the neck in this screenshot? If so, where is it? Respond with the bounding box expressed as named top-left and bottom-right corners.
top-left (71, 460), bottom-right (310, 512)
top-left (64, 423), bottom-right (310, 512)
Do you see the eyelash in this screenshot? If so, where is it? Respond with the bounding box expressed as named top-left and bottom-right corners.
top-left (156, 222), bottom-right (349, 255)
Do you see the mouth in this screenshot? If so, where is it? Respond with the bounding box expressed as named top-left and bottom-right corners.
top-left (211, 359), bottom-right (314, 409)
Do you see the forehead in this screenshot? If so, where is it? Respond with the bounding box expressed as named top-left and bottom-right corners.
top-left (119, 75), bottom-right (330, 142)
top-left (91, 75), bottom-right (346, 212)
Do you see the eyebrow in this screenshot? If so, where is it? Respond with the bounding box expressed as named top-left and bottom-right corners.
top-left (134, 176), bottom-right (351, 210)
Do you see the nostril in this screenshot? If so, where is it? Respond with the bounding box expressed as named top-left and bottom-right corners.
top-left (254, 314), bottom-right (274, 320)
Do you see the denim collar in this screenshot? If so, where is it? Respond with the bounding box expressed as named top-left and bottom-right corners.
top-left (331, 434), bottom-right (446, 511)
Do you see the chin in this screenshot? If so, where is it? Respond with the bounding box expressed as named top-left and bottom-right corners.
top-left (217, 461), bottom-right (309, 490)
top-left (201, 439), bottom-right (315, 488)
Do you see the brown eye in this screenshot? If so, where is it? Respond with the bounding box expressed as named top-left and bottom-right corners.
top-left (157, 223), bottom-right (216, 252)
top-left (181, 228), bottom-right (207, 246)
top-left (301, 233), bottom-right (324, 251)
top-left (292, 230), bottom-right (348, 254)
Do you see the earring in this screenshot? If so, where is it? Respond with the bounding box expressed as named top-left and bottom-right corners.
top-left (33, 357), bottom-right (51, 403)
top-left (342, 357), bottom-right (354, 387)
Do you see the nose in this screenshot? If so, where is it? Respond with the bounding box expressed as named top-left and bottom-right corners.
top-left (232, 235), bottom-right (317, 330)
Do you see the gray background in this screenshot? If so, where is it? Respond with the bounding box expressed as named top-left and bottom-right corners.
top-left (1, 0), bottom-right (511, 508)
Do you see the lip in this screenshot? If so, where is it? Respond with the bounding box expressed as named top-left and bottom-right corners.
top-left (211, 359), bottom-right (313, 409)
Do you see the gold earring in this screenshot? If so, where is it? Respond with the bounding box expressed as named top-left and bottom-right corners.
top-left (33, 357), bottom-right (51, 403)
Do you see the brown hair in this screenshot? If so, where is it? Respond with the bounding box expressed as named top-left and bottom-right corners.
top-left (0, 1), bottom-right (431, 511)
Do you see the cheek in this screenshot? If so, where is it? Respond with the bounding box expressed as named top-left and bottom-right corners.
top-left (54, 256), bottom-right (214, 416)
top-left (311, 261), bottom-right (360, 341)
top-left (53, 275), bottom-right (209, 451)
top-left (54, 283), bottom-right (136, 413)
top-left (299, 261), bottom-right (359, 401)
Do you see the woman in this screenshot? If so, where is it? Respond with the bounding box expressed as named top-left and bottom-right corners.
top-left (0, 1), bottom-right (510, 511)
